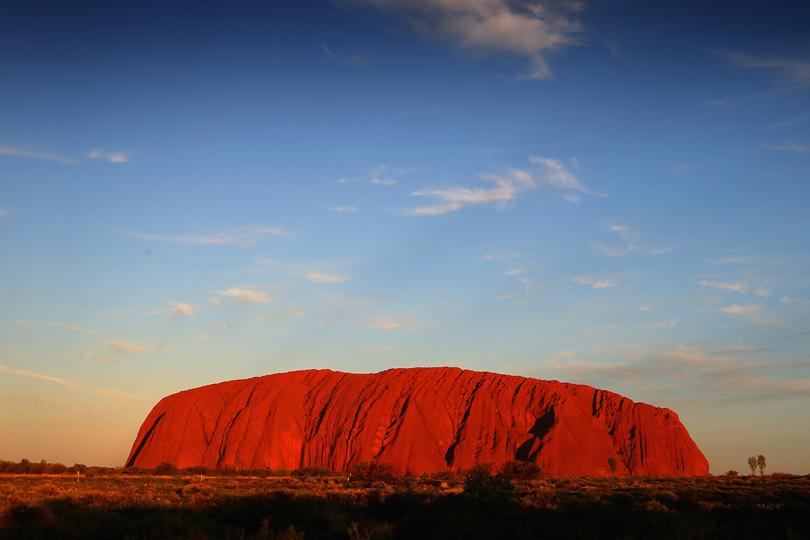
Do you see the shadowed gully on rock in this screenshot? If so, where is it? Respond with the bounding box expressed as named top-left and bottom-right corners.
top-left (127, 367), bottom-right (710, 476)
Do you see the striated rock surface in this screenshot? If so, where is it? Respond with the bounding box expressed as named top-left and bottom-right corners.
top-left (127, 368), bottom-right (709, 476)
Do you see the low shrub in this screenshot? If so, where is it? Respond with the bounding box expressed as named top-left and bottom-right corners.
top-left (499, 460), bottom-right (543, 480)
top-left (350, 461), bottom-right (399, 483)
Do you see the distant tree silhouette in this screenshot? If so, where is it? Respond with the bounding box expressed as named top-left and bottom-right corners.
top-left (757, 455), bottom-right (766, 476)
top-left (748, 456), bottom-right (757, 476)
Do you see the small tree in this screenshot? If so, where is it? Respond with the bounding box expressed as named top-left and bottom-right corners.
top-left (757, 455), bottom-right (766, 476)
top-left (608, 457), bottom-right (618, 474)
top-left (747, 456), bottom-right (757, 476)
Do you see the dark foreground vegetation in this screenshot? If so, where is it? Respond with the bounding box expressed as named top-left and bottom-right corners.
top-left (1, 460), bottom-right (808, 540)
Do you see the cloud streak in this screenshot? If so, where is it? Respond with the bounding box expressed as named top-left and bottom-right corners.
top-left (87, 150), bottom-right (129, 163)
top-left (217, 288), bottom-right (278, 303)
top-left (699, 280), bottom-right (749, 292)
top-left (0, 364), bottom-right (155, 403)
top-left (122, 225), bottom-right (286, 248)
top-left (322, 43), bottom-right (368, 67)
top-left (572, 276), bottom-right (617, 289)
top-left (764, 141), bottom-right (810, 153)
top-left (0, 146), bottom-right (75, 163)
top-left (107, 340), bottom-right (158, 354)
top-left (252, 259), bottom-right (353, 283)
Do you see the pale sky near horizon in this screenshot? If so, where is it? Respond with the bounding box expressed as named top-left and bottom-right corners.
top-left (1, 0), bottom-right (809, 474)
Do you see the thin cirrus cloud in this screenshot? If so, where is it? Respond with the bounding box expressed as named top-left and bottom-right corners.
top-left (339, 164), bottom-right (399, 185)
top-left (0, 146), bottom-right (75, 164)
top-left (121, 225), bottom-right (286, 248)
top-left (48, 322), bottom-right (107, 334)
top-left (217, 288), bottom-right (278, 303)
top-left (764, 141), bottom-right (809, 153)
top-left (328, 206), bottom-right (359, 212)
top-left (109, 302), bottom-right (196, 318)
top-left (699, 280), bottom-right (749, 292)
top-left (716, 304), bottom-right (780, 325)
top-left (723, 51), bottom-right (810, 86)
top-left (321, 43), bottom-right (368, 67)
top-left (107, 340), bottom-right (158, 354)
top-left (362, 315), bottom-right (419, 332)
top-left (407, 157), bottom-right (587, 216)
top-left (87, 150), bottom-right (129, 163)
top-left (0, 364), bottom-right (155, 403)
top-left (591, 225), bottom-right (639, 258)
top-left (572, 276), bottom-right (617, 289)
top-left (337, 0), bottom-right (584, 80)
top-left (252, 259), bottom-right (353, 283)
top-left (717, 304), bottom-right (761, 315)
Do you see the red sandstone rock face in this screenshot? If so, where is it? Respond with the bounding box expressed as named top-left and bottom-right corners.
top-left (127, 368), bottom-right (710, 476)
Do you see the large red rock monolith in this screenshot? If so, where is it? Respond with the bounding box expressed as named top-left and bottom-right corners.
top-left (127, 367), bottom-right (709, 476)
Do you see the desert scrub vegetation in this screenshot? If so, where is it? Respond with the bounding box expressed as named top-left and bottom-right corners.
top-left (0, 462), bottom-right (809, 539)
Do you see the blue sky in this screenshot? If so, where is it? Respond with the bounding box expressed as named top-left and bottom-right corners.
top-left (1, 0), bottom-right (809, 474)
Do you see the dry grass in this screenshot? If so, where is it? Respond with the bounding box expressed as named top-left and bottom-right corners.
top-left (1, 473), bottom-right (809, 539)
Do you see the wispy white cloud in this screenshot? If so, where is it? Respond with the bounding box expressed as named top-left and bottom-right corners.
top-left (716, 304), bottom-right (781, 325)
top-left (14, 320), bottom-right (36, 327)
top-left (304, 272), bottom-right (352, 283)
top-left (284, 306), bottom-right (306, 318)
top-left (704, 256), bottom-right (759, 265)
top-left (0, 146), bottom-right (75, 163)
top-left (770, 112), bottom-right (810, 129)
top-left (592, 244), bottom-right (635, 257)
top-left (121, 225), bottom-right (286, 248)
top-left (723, 51), bottom-right (810, 85)
top-left (781, 296), bottom-right (810, 304)
top-left (408, 157), bottom-right (585, 215)
top-left (167, 302), bottom-right (195, 317)
top-left (590, 224), bottom-right (638, 258)
top-left (109, 302), bottom-right (196, 318)
top-left (666, 163), bottom-right (698, 175)
top-left (764, 140), bottom-right (810, 153)
top-left (70, 354), bottom-right (115, 362)
top-left (717, 304), bottom-right (759, 315)
top-left (321, 43), bottom-right (368, 67)
top-left (646, 320), bottom-right (677, 331)
top-left (363, 345), bottom-right (396, 353)
top-left (0, 205), bottom-right (6, 217)
top-left (328, 205), bottom-right (359, 212)
top-left (107, 340), bottom-right (158, 354)
top-left (217, 287), bottom-right (278, 303)
top-left (339, 164), bottom-right (400, 185)
top-left (252, 259), bottom-right (353, 283)
top-left (650, 245), bottom-right (677, 255)
top-left (699, 280), bottom-right (749, 293)
top-left (48, 323), bottom-right (107, 334)
top-left (338, 0), bottom-right (584, 80)
top-left (87, 150), bottom-right (129, 163)
top-left (572, 276), bottom-right (617, 289)
top-left (528, 156), bottom-right (589, 190)
top-left (362, 315), bottom-right (420, 332)
top-left (0, 364), bottom-right (155, 403)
